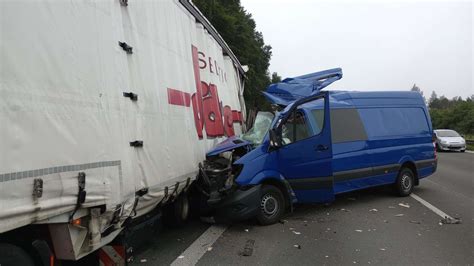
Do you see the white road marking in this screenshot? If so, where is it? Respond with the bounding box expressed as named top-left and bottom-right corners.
top-left (410, 193), bottom-right (453, 219)
top-left (171, 225), bottom-right (228, 266)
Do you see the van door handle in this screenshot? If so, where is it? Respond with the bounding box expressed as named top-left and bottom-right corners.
top-left (316, 144), bottom-right (329, 151)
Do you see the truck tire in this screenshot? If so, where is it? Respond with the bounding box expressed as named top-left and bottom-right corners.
top-left (256, 185), bottom-right (285, 225)
top-left (0, 243), bottom-right (35, 266)
top-left (163, 192), bottom-right (190, 227)
top-left (394, 167), bottom-right (415, 197)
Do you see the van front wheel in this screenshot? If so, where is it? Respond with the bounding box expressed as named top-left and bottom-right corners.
top-left (256, 185), bottom-right (285, 225)
top-left (394, 168), bottom-right (414, 197)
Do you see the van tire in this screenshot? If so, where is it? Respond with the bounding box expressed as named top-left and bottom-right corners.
top-left (0, 243), bottom-right (35, 266)
top-left (163, 192), bottom-right (190, 227)
top-left (394, 167), bottom-right (415, 197)
top-left (256, 185), bottom-right (285, 225)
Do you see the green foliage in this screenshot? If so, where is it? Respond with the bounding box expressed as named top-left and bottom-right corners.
top-left (193, 0), bottom-right (272, 112)
top-left (271, 72), bottom-right (282, 83)
top-left (429, 92), bottom-right (474, 135)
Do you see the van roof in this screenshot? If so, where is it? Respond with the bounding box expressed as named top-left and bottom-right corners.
top-left (300, 90), bottom-right (426, 109)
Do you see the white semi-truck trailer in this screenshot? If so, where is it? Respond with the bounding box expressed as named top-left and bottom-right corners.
top-left (0, 0), bottom-right (246, 264)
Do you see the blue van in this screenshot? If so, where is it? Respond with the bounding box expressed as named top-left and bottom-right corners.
top-left (197, 68), bottom-right (437, 225)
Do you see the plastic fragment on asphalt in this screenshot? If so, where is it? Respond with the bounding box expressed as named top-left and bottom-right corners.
top-left (398, 203), bottom-right (410, 208)
top-left (388, 206), bottom-right (396, 209)
top-left (293, 231), bottom-right (301, 235)
top-left (410, 220), bottom-right (421, 224)
top-left (380, 248), bottom-right (386, 251)
top-left (294, 244), bottom-right (301, 249)
top-left (207, 247), bottom-right (213, 252)
top-left (355, 229), bottom-right (363, 232)
top-left (244, 229), bottom-right (249, 232)
top-left (325, 255), bottom-right (329, 258)
top-left (395, 214), bottom-right (404, 217)
top-left (178, 255), bottom-right (184, 259)
top-left (140, 259), bottom-right (147, 263)
top-left (440, 217), bottom-right (462, 224)
top-left (383, 220), bottom-right (388, 223)
top-left (369, 208), bottom-right (378, 212)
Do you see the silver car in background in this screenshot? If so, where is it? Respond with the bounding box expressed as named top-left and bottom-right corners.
top-left (434, 129), bottom-right (466, 152)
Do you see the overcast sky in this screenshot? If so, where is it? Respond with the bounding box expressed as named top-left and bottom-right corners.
top-left (240, 0), bottom-right (473, 99)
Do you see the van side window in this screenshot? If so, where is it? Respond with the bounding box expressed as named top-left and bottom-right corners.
top-left (329, 108), bottom-right (368, 143)
top-left (281, 111), bottom-right (311, 145)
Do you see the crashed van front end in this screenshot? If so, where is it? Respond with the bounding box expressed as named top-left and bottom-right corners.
top-left (196, 112), bottom-right (275, 221)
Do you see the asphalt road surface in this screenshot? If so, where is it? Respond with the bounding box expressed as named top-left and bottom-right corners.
top-left (129, 152), bottom-right (473, 265)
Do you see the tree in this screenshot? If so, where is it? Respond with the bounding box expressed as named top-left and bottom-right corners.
top-left (428, 91), bottom-right (474, 134)
top-left (193, 0), bottom-right (273, 112)
top-left (411, 84), bottom-right (426, 103)
top-left (271, 72), bottom-right (282, 83)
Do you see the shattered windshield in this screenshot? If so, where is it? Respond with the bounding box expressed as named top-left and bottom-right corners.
top-left (242, 112), bottom-right (274, 146)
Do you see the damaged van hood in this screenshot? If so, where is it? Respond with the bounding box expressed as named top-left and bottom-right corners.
top-left (206, 136), bottom-right (251, 156)
top-left (263, 68), bottom-right (343, 107)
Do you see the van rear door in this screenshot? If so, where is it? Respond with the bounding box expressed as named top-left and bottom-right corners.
top-left (275, 92), bottom-right (334, 203)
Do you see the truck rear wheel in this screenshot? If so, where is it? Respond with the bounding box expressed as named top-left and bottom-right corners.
top-left (0, 243), bottom-right (35, 266)
top-left (256, 185), bottom-right (285, 225)
top-left (163, 192), bottom-right (190, 227)
top-left (394, 167), bottom-right (415, 197)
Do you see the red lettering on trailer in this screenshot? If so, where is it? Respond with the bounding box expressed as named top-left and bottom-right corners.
top-left (167, 88), bottom-right (191, 107)
top-left (167, 45), bottom-right (243, 139)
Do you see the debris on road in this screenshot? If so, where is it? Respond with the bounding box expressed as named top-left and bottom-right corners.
top-left (178, 255), bottom-right (184, 259)
top-left (369, 208), bottom-right (378, 213)
top-left (388, 206), bottom-right (396, 209)
top-left (379, 248), bottom-right (386, 251)
top-left (279, 219), bottom-right (287, 224)
top-left (244, 229), bottom-right (249, 232)
top-left (394, 214), bottom-right (404, 217)
top-left (410, 220), bottom-right (421, 224)
top-left (339, 208), bottom-right (350, 212)
top-left (207, 247), bottom-right (213, 252)
top-left (440, 217), bottom-right (462, 224)
top-left (140, 259), bottom-right (147, 263)
top-left (355, 229), bottom-right (363, 232)
top-left (240, 239), bottom-right (255, 256)
top-left (294, 244), bottom-right (301, 249)
top-left (293, 231), bottom-right (301, 235)
top-left (398, 203), bottom-right (410, 208)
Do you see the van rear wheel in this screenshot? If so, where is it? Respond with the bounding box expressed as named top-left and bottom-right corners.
top-left (394, 167), bottom-right (414, 197)
top-left (256, 185), bottom-right (285, 225)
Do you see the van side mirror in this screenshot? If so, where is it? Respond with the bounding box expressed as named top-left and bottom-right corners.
top-left (269, 128), bottom-right (282, 150)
